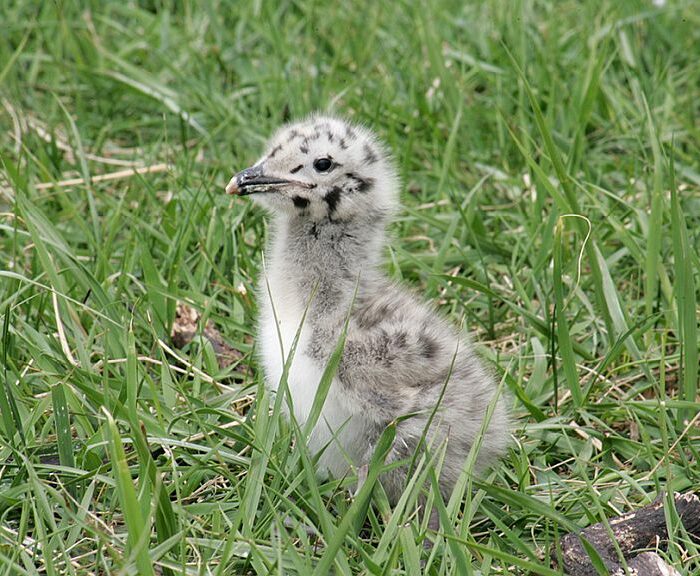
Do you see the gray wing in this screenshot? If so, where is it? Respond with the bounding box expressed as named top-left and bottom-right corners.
top-left (334, 284), bottom-right (480, 421)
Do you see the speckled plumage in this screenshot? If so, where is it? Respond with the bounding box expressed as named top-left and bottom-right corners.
top-left (227, 115), bottom-right (509, 503)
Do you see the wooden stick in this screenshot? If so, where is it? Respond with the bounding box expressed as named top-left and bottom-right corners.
top-left (556, 492), bottom-right (699, 576)
top-left (35, 163), bottom-right (170, 190)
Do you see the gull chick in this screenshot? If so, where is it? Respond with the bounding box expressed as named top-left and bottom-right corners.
top-left (226, 116), bottom-right (509, 503)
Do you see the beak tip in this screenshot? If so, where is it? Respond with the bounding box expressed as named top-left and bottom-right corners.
top-left (225, 177), bottom-right (239, 195)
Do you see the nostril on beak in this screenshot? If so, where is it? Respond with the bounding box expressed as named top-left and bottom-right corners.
top-left (226, 165), bottom-right (261, 195)
top-left (226, 165), bottom-right (265, 195)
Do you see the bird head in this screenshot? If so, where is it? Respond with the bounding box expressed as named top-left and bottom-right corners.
top-left (226, 116), bottom-right (399, 222)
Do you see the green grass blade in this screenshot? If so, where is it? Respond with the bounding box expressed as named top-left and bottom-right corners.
top-left (669, 154), bottom-right (698, 423)
top-left (103, 409), bottom-right (155, 576)
top-left (553, 218), bottom-right (582, 407)
top-left (50, 382), bottom-right (75, 471)
top-left (642, 94), bottom-right (665, 324)
top-left (0, 305), bottom-right (23, 446)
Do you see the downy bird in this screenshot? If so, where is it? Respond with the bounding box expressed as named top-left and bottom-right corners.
top-left (226, 115), bottom-right (508, 504)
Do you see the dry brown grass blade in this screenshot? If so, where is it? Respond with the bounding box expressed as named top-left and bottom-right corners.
top-left (35, 163), bottom-right (171, 190)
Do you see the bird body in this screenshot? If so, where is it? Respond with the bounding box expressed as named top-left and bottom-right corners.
top-left (227, 116), bottom-right (508, 502)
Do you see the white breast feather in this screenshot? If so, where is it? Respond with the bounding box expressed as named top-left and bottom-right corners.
top-left (258, 261), bottom-right (366, 478)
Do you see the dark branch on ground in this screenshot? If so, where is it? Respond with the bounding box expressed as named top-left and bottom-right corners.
top-left (555, 492), bottom-right (699, 576)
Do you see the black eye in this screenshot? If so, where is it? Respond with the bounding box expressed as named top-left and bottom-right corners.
top-left (313, 157), bottom-right (333, 172)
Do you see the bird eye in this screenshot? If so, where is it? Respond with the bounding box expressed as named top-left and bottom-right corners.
top-left (313, 158), bottom-right (333, 172)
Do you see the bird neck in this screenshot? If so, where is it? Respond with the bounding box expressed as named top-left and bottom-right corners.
top-left (268, 214), bottom-right (385, 314)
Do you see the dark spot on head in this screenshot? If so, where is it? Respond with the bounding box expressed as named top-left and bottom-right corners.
top-left (345, 124), bottom-right (357, 140)
top-left (346, 173), bottom-right (373, 192)
top-left (324, 186), bottom-right (342, 215)
top-left (419, 334), bottom-right (438, 359)
top-left (363, 143), bottom-right (378, 165)
top-left (300, 143), bottom-right (309, 154)
top-left (290, 164), bottom-right (303, 174)
top-left (287, 129), bottom-right (301, 142)
top-left (359, 177), bottom-right (374, 192)
top-left (292, 196), bottom-right (309, 209)
top-left (326, 130), bottom-right (334, 142)
top-left (268, 144), bottom-right (282, 159)
top-left (309, 222), bottom-right (319, 239)
top-left (338, 137), bottom-right (348, 150)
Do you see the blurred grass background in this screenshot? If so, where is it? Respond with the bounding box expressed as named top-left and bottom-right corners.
top-left (0, 0), bottom-right (699, 574)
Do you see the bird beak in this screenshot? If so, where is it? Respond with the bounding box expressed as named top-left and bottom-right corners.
top-left (225, 164), bottom-right (291, 196)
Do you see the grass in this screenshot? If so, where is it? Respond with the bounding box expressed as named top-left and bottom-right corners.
top-left (1, 0), bottom-right (699, 573)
